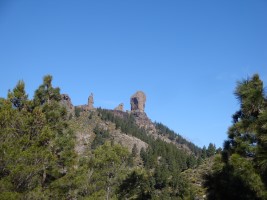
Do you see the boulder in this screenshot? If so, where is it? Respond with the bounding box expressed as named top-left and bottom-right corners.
top-left (130, 91), bottom-right (146, 112)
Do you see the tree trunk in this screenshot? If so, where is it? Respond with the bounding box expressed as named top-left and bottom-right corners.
top-left (106, 186), bottom-right (110, 200)
top-left (42, 165), bottom-right (46, 186)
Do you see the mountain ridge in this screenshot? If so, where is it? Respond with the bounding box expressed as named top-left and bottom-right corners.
top-left (61, 90), bottom-right (202, 157)
top-left (0, 75), bottom-right (211, 199)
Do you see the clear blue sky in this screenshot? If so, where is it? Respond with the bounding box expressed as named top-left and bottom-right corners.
top-left (0, 0), bottom-right (266, 148)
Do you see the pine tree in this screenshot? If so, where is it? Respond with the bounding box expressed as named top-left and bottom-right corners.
top-left (201, 146), bottom-right (207, 159)
top-left (89, 142), bottom-right (129, 200)
top-left (8, 80), bottom-right (29, 111)
top-left (205, 74), bottom-right (267, 200)
top-left (207, 143), bottom-right (216, 157)
top-left (256, 103), bottom-right (267, 185)
top-left (0, 76), bottom-right (76, 199)
top-left (226, 74), bottom-right (265, 157)
top-left (117, 170), bottom-right (152, 199)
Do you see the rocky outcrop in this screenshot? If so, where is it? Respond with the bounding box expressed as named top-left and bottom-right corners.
top-left (130, 91), bottom-right (146, 112)
top-left (131, 111), bottom-right (157, 134)
top-left (129, 91), bottom-right (157, 135)
top-left (88, 93), bottom-right (94, 110)
top-left (111, 129), bottom-right (148, 154)
top-left (76, 93), bottom-right (95, 112)
top-left (61, 94), bottom-right (74, 115)
top-left (114, 103), bottom-right (124, 111)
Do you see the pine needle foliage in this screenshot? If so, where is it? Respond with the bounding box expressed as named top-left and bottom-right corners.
top-left (205, 74), bottom-right (267, 200)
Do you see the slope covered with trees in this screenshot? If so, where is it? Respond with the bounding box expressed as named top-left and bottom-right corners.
top-left (5, 74), bottom-right (265, 199)
top-left (0, 75), bottom-right (205, 199)
top-left (155, 122), bottom-right (202, 156)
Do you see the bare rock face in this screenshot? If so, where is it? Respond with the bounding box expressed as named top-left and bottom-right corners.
top-left (114, 103), bottom-right (124, 111)
top-left (133, 111), bottom-right (157, 135)
top-left (88, 93), bottom-right (94, 110)
top-left (111, 130), bottom-right (148, 154)
top-left (61, 94), bottom-right (74, 115)
top-left (130, 91), bottom-right (146, 112)
top-left (76, 93), bottom-right (95, 112)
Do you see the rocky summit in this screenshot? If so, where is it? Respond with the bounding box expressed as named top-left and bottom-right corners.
top-left (76, 93), bottom-right (95, 111)
top-left (130, 91), bottom-right (146, 112)
top-left (114, 103), bottom-right (124, 111)
top-left (88, 93), bottom-right (94, 110)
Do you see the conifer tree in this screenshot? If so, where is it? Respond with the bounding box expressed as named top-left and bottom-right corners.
top-left (256, 100), bottom-right (267, 186)
top-left (0, 75), bottom-right (76, 199)
top-left (207, 143), bottom-right (216, 157)
top-left (205, 74), bottom-right (267, 200)
top-left (89, 142), bottom-right (129, 199)
top-left (201, 146), bottom-right (207, 159)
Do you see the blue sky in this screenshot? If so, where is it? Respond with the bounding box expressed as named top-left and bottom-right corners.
top-left (0, 0), bottom-right (266, 148)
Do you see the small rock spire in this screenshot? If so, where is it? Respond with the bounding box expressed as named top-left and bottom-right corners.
top-left (114, 103), bottom-right (124, 111)
top-left (88, 93), bottom-right (94, 110)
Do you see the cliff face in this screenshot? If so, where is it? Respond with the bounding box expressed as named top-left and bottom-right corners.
top-left (60, 94), bottom-right (74, 116)
top-left (130, 91), bottom-right (146, 113)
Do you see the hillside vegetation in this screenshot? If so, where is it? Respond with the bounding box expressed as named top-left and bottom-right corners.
top-left (0, 75), bottom-right (205, 200)
top-left (2, 74), bottom-right (265, 200)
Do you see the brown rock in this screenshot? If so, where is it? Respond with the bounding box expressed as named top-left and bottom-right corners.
top-left (76, 93), bottom-right (95, 112)
top-left (114, 103), bottom-right (124, 111)
top-left (130, 91), bottom-right (146, 112)
top-left (60, 94), bottom-right (74, 115)
top-left (88, 93), bottom-right (94, 110)
top-left (111, 130), bottom-right (148, 154)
